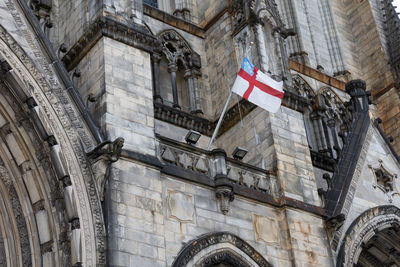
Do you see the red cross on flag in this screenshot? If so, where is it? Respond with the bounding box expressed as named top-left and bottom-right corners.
top-left (232, 57), bottom-right (284, 113)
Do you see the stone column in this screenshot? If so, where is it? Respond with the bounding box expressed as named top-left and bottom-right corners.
top-left (273, 29), bottom-right (284, 80)
top-left (311, 111), bottom-right (323, 152)
top-left (184, 69), bottom-right (196, 112)
top-left (168, 63), bottom-right (180, 109)
top-left (192, 74), bottom-right (202, 113)
top-left (253, 24), bottom-right (270, 72)
top-left (152, 53), bottom-right (162, 103)
top-left (327, 117), bottom-right (340, 158)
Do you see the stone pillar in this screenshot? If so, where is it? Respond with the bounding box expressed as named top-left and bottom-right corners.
top-left (253, 23), bottom-right (270, 72)
top-left (273, 29), bottom-right (283, 80)
top-left (327, 117), bottom-right (340, 158)
top-left (184, 69), bottom-right (196, 112)
top-left (152, 53), bottom-right (162, 103)
top-left (168, 63), bottom-right (180, 109)
top-left (311, 111), bottom-right (324, 152)
top-left (192, 74), bottom-right (202, 113)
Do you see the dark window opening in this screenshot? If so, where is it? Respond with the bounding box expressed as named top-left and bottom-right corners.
top-left (144, 0), bottom-right (158, 8)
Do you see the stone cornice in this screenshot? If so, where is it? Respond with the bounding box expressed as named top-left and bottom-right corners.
top-left (154, 89), bottom-right (308, 138)
top-left (289, 59), bottom-right (346, 91)
top-left (61, 14), bottom-right (160, 71)
top-left (143, 4), bottom-right (205, 38)
top-left (120, 144), bottom-right (326, 217)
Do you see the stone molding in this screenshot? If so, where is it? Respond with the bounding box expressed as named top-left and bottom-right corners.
top-left (143, 3), bottom-right (205, 38)
top-left (122, 147), bottom-right (326, 216)
top-left (158, 135), bottom-right (278, 197)
top-left (336, 205), bottom-right (400, 266)
top-left (0, 164), bottom-right (32, 266)
top-left (62, 14), bottom-right (160, 71)
top-left (171, 232), bottom-right (271, 267)
top-left (325, 80), bottom-right (371, 217)
top-left (0, 8), bottom-right (105, 265)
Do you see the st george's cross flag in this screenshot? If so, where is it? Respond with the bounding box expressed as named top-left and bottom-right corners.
top-left (232, 57), bottom-right (284, 113)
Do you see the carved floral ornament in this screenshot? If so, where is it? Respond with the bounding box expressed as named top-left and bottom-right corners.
top-left (368, 159), bottom-right (399, 203)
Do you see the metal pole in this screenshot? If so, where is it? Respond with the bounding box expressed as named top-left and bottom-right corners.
top-left (207, 89), bottom-right (234, 150)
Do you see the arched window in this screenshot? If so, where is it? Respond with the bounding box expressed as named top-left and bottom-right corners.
top-left (293, 75), bottom-right (351, 162)
top-left (152, 30), bottom-right (202, 114)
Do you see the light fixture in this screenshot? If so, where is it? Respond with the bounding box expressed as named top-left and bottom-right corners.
top-left (232, 147), bottom-right (248, 160)
top-left (185, 130), bottom-right (201, 145)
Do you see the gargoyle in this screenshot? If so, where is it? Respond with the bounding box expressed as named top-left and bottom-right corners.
top-left (87, 137), bottom-right (124, 201)
top-left (87, 137), bottom-right (124, 163)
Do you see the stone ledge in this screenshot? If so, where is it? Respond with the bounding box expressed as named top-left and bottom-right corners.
top-left (143, 4), bottom-right (205, 38)
top-left (119, 137), bottom-right (326, 218)
top-left (289, 59), bottom-right (346, 91)
top-left (61, 14), bottom-right (160, 71)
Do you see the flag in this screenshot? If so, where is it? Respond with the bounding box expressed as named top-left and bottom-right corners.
top-left (232, 57), bottom-right (284, 113)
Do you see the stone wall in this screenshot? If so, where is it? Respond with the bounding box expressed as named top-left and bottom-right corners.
top-left (217, 105), bottom-right (320, 206)
top-left (376, 88), bottom-right (400, 154)
top-left (336, 124), bottom-right (400, 254)
top-left (331, 0), bottom-right (394, 90)
top-left (103, 37), bottom-right (155, 155)
top-left (53, 0), bottom-right (102, 51)
top-left (107, 158), bottom-right (332, 267)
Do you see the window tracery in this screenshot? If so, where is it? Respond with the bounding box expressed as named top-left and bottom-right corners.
top-left (153, 30), bottom-right (202, 114)
top-left (293, 76), bottom-right (351, 171)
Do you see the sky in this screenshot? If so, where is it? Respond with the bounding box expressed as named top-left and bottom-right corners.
top-left (394, 0), bottom-right (400, 12)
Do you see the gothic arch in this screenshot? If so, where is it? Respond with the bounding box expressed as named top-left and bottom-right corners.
top-left (171, 232), bottom-right (271, 267)
top-left (337, 205), bottom-right (400, 266)
top-left (292, 75), bottom-right (317, 100)
top-left (154, 29), bottom-right (202, 113)
top-left (253, 0), bottom-right (284, 28)
top-left (157, 29), bottom-right (200, 70)
top-left (0, 18), bottom-right (104, 267)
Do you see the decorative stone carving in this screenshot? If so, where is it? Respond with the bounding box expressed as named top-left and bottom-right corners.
top-left (167, 190), bottom-right (194, 222)
top-left (325, 213), bottom-right (345, 238)
top-left (226, 163), bottom-right (277, 196)
top-left (369, 160), bottom-right (399, 203)
top-left (171, 232), bottom-right (271, 267)
top-left (87, 137), bottom-right (124, 201)
top-left (159, 144), bottom-right (210, 174)
top-left (337, 205), bottom-right (400, 267)
top-left (157, 30), bottom-right (202, 112)
top-left (197, 250), bottom-right (251, 267)
top-left (215, 186), bottom-right (235, 215)
top-left (0, 17), bottom-right (104, 264)
top-left (254, 215), bottom-right (279, 244)
top-left (0, 164), bottom-right (32, 266)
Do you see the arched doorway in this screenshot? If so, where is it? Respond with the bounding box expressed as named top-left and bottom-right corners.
top-left (171, 232), bottom-right (271, 267)
top-left (355, 225), bottom-right (400, 266)
top-left (0, 20), bottom-right (105, 266)
top-left (337, 205), bottom-right (400, 266)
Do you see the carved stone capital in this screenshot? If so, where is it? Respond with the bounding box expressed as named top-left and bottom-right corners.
top-left (168, 63), bottom-right (178, 73)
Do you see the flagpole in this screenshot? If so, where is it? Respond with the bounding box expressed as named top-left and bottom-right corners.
top-left (207, 42), bottom-right (254, 150)
top-left (207, 89), bottom-right (234, 150)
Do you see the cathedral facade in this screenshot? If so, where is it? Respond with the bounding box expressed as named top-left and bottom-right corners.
top-left (0, 0), bottom-right (400, 266)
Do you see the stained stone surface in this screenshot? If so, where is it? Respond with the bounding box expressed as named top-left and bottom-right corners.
top-left (167, 190), bottom-right (195, 222)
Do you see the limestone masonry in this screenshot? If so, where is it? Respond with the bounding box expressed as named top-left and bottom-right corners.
top-left (0, 0), bottom-right (400, 266)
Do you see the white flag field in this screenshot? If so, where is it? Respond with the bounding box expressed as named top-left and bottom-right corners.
top-left (232, 57), bottom-right (284, 113)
